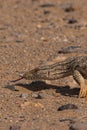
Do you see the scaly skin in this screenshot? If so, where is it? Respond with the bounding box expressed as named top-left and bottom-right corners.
top-left (11, 56), bottom-right (87, 98)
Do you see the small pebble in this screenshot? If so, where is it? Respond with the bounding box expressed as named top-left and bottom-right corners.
top-left (68, 18), bottom-right (77, 24)
top-left (58, 104), bottom-right (78, 111)
top-left (44, 10), bottom-right (50, 14)
top-left (37, 24), bottom-right (42, 28)
top-left (32, 93), bottom-right (42, 99)
top-left (58, 45), bottom-right (81, 54)
top-left (19, 93), bottom-right (29, 99)
top-left (15, 40), bottom-right (24, 43)
top-left (61, 3), bottom-right (75, 12)
top-left (69, 122), bottom-right (87, 130)
top-left (40, 3), bottom-right (55, 8)
top-left (41, 37), bottom-right (48, 42)
top-left (9, 125), bottom-right (20, 130)
top-left (59, 118), bottom-right (74, 123)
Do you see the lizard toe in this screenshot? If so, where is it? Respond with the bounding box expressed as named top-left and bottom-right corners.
top-left (79, 87), bottom-right (87, 98)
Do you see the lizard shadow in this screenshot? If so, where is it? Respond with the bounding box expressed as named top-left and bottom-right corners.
top-left (6, 81), bottom-right (80, 97)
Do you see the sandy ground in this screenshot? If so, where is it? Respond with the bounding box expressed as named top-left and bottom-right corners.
top-left (0, 0), bottom-right (87, 130)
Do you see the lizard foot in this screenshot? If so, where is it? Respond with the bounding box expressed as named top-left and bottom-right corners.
top-left (79, 86), bottom-right (87, 98)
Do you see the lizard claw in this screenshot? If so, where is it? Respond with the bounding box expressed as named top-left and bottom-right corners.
top-left (79, 86), bottom-right (87, 98)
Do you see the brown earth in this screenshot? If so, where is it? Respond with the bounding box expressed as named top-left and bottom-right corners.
top-left (0, 0), bottom-right (87, 130)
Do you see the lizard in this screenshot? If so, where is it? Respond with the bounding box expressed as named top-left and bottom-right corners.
top-left (11, 56), bottom-right (87, 98)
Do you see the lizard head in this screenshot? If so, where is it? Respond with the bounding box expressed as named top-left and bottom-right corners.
top-left (10, 68), bottom-right (39, 82)
top-left (22, 67), bottom-right (39, 80)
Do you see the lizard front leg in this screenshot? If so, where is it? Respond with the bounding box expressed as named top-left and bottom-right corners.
top-left (73, 70), bottom-right (87, 98)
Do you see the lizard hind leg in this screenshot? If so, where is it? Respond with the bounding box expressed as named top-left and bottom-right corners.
top-left (73, 70), bottom-right (87, 98)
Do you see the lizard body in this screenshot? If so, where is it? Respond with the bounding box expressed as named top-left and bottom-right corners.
top-left (11, 56), bottom-right (87, 98)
